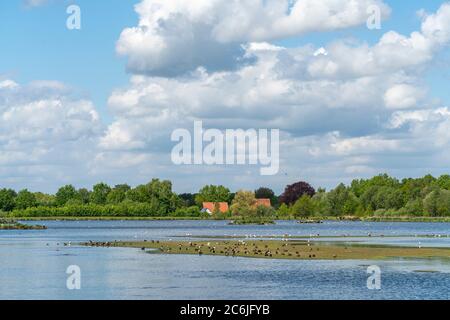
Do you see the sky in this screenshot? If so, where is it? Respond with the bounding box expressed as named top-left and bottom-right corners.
top-left (1, 0), bottom-right (450, 194)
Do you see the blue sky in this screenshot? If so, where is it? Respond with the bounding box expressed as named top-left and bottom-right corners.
top-left (0, 0), bottom-right (138, 120)
top-left (1, 0), bottom-right (450, 193)
top-left (1, 0), bottom-right (449, 123)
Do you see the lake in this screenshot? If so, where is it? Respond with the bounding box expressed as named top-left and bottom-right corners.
top-left (0, 220), bottom-right (449, 300)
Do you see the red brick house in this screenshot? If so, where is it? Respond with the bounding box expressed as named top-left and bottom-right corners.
top-left (255, 199), bottom-right (271, 208)
top-left (202, 202), bottom-right (229, 214)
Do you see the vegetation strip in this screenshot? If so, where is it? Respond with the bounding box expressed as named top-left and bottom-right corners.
top-left (172, 234), bottom-right (450, 240)
top-left (0, 219), bottom-right (46, 230)
top-left (83, 240), bottom-right (450, 260)
top-left (2, 174), bottom-right (450, 221)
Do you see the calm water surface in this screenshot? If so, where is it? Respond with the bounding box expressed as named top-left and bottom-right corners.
top-left (1, 220), bottom-right (449, 300)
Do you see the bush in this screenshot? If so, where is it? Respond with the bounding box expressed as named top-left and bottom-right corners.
top-left (9, 202), bottom-right (174, 218)
top-left (276, 203), bottom-right (290, 218)
top-left (172, 206), bottom-right (201, 217)
top-left (291, 195), bottom-right (315, 217)
top-left (256, 205), bottom-right (275, 217)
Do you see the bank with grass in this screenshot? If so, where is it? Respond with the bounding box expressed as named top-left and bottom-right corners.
top-left (83, 239), bottom-right (450, 261)
top-left (0, 219), bottom-right (47, 230)
top-left (3, 174), bottom-right (450, 222)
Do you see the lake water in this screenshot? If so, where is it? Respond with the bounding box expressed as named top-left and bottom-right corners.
top-left (1, 220), bottom-right (449, 300)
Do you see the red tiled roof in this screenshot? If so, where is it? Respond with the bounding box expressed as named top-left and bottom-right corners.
top-left (255, 199), bottom-right (271, 207)
top-left (202, 202), bottom-right (229, 213)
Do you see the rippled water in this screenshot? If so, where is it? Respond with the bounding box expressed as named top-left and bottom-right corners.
top-left (0, 220), bottom-right (449, 300)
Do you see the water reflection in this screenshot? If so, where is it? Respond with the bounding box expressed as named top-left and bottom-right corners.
top-left (0, 220), bottom-right (449, 300)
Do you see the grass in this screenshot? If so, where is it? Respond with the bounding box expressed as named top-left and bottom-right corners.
top-left (10, 216), bottom-right (206, 221)
top-left (83, 239), bottom-right (450, 261)
top-left (0, 219), bottom-right (47, 230)
top-left (358, 216), bottom-right (450, 222)
top-left (172, 234), bottom-right (450, 240)
top-left (8, 215), bottom-right (450, 222)
top-left (229, 216), bottom-right (275, 225)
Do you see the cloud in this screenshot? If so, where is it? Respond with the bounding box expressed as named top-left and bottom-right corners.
top-left (117, 0), bottom-right (391, 76)
top-left (384, 84), bottom-right (425, 109)
top-left (0, 79), bottom-right (102, 191)
top-left (97, 2), bottom-right (450, 191)
top-left (5, 1), bottom-right (450, 193)
top-left (23, 0), bottom-right (50, 8)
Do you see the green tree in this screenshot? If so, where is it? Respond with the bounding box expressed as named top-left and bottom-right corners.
top-left (114, 184), bottom-right (131, 193)
top-left (106, 185), bottom-right (130, 204)
top-left (15, 189), bottom-right (37, 210)
top-left (397, 199), bottom-right (424, 216)
top-left (230, 190), bottom-right (256, 216)
top-left (436, 175), bottom-right (450, 190)
top-left (351, 174), bottom-right (400, 198)
top-left (34, 192), bottom-right (55, 207)
top-left (126, 179), bottom-right (180, 214)
top-left (195, 185), bottom-right (231, 206)
top-left (436, 190), bottom-right (450, 216)
top-left (0, 189), bottom-right (17, 212)
top-left (291, 195), bottom-right (315, 217)
top-left (276, 203), bottom-right (290, 217)
top-left (423, 190), bottom-right (450, 216)
top-left (78, 188), bottom-right (91, 204)
top-left (256, 205), bottom-right (275, 217)
top-left (179, 193), bottom-right (196, 207)
top-left (423, 190), bottom-right (436, 216)
top-left (90, 183), bottom-right (111, 205)
top-left (311, 191), bottom-right (332, 216)
top-left (327, 184), bottom-right (359, 216)
top-left (55, 185), bottom-right (78, 207)
top-left (365, 186), bottom-right (405, 211)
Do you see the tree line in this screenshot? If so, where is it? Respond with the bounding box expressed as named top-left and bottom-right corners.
top-left (1, 174), bottom-right (450, 218)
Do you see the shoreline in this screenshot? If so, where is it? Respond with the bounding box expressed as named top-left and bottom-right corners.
top-left (0, 222), bottom-right (47, 230)
top-left (83, 239), bottom-right (450, 261)
top-left (11, 216), bottom-right (450, 223)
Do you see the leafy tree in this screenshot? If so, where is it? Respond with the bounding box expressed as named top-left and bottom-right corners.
top-left (65, 198), bottom-right (84, 206)
top-left (360, 186), bottom-right (378, 210)
top-left (279, 181), bottom-right (315, 206)
top-left (179, 193), bottom-right (196, 207)
top-left (424, 190), bottom-right (440, 216)
top-left (255, 187), bottom-right (274, 199)
top-left (436, 190), bottom-right (450, 216)
top-left (55, 185), bottom-right (78, 207)
top-left (107, 189), bottom-right (126, 204)
top-left (195, 185), bottom-right (231, 206)
top-left (106, 185), bottom-right (130, 204)
top-left (78, 188), bottom-right (91, 204)
top-left (0, 188), bottom-right (17, 212)
top-left (311, 192), bottom-right (331, 216)
top-left (230, 190), bottom-right (257, 216)
top-left (436, 175), bottom-right (450, 190)
top-left (397, 199), bottom-right (424, 216)
top-left (400, 175), bottom-right (436, 203)
top-left (34, 192), bottom-right (55, 207)
top-left (15, 189), bottom-right (37, 210)
top-left (276, 203), bottom-right (290, 217)
top-left (90, 183), bottom-right (111, 205)
top-left (114, 184), bottom-right (131, 193)
top-left (291, 195), bottom-right (315, 217)
top-left (362, 186), bottom-right (405, 211)
top-left (351, 174), bottom-right (400, 198)
top-left (424, 190), bottom-right (450, 217)
top-left (126, 179), bottom-right (180, 214)
top-left (7, 173), bottom-right (450, 218)
top-left (256, 205), bottom-right (275, 217)
top-left (327, 184), bottom-right (359, 216)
